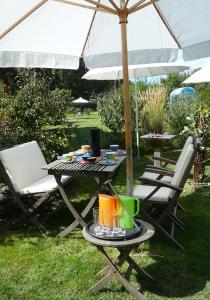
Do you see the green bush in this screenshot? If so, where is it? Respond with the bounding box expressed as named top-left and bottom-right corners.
top-left (97, 85), bottom-right (136, 132)
top-left (0, 70), bottom-right (74, 160)
top-left (0, 94), bottom-right (16, 148)
top-left (166, 100), bottom-right (196, 135)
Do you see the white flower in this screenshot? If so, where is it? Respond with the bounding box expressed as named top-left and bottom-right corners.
top-left (186, 116), bottom-right (191, 121)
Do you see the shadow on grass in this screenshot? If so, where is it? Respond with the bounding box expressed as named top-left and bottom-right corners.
top-left (0, 175), bottom-right (100, 241)
top-left (136, 189), bottom-right (210, 299)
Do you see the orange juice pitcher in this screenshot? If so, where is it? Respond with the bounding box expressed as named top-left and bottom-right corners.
top-left (98, 194), bottom-right (118, 227)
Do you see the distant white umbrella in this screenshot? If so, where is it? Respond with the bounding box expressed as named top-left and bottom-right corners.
top-left (82, 63), bottom-right (189, 81)
top-left (183, 63), bottom-right (210, 84)
top-left (72, 97), bottom-right (89, 103)
top-left (83, 62), bottom-right (189, 159)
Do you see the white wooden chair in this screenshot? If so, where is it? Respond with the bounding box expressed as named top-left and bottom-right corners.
top-left (133, 142), bottom-right (198, 250)
top-left (0, 141), bottom-right (72, 231)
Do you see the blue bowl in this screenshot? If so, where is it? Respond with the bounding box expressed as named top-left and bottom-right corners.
top-left (110, 144), bottom-right (119, 151)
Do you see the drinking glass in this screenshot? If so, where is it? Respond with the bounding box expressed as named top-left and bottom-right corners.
top-left (93, 207), bottom-right (102, 234)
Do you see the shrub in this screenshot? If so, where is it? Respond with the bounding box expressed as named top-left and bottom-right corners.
top-left (166, 99), bottom-right (196, 135)
top-left (138, 85), bottom-right (167, 133)
top-left (161, 72), bottom-right (188, 98)
top-left (181, 102), bottom-right (209, 145)
top-left (97, 85), bottom-right (136, 132)
top-left (0, 94), bottom-right (16, 148)
top-left (0, 70), bottom-right (74, 160)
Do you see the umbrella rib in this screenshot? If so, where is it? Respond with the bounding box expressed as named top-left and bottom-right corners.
top-left (55, 0), bottom-right (115, 14)
top-left (81, 0), bottom-right (99, 57)
top-left (128, 0), bottom-right (158, 14)
top-left (84, 0), bottom-right (117, 14)
top-left (108, 0), bottom-right (120, 11)
top-left (0, 0), bottom-right (48, 40)
top-left (153, 2), bottom-right (182, 48)
top-left (125, 0), bottom-right (130, 9)
top-left (128, 0), bottom-right (157, 14)
top-left (127, 0), bottom-right (146, 13)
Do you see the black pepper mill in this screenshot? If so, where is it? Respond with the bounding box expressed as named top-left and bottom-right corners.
top-left (90, 128), bottom-right (101, 157)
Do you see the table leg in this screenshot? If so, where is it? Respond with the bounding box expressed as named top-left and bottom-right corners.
top-left (126, 256), bottom-right (154, 280)
top-left (97, 248), bottom-right (132, 276)
top-left (57, 175), bottom-right (106, 237)
top-left (90, 246), bottom-right (148, 300)
top-left (154, 148), bottom-right (161, 167)
top-left (55, 175), bottom-right (86, 237)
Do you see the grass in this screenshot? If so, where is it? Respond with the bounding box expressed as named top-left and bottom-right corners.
top-left (67, 112), bottom-right (124, 151)
top-left (0, 114), bottom-right (210, 300)
top-left (66, 112), bottom-right (109, 131)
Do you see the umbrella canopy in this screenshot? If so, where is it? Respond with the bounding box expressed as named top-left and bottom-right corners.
top-left (1, 0), bottom-right (210, 194)
top-left (0, 1), bottom-right (210, 69)
top-left (82, 63), bottom-right (190, 80)
top-left (72, 97), bottom-right (89, 103)
top-left (183, 63), bottom-right (210, 84)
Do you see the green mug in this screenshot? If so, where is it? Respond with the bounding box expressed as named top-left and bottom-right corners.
top-left (118, 195), bottom-right (140, 229)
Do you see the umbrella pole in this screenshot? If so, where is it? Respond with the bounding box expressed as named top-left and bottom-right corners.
top-left (134, 73), bottom-right (140, 160)
top-left (119, 12), bottom-right (133, 195)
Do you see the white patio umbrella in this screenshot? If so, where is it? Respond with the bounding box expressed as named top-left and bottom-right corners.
top-left (72, 97), bottom-right (89, 103)
top-left (82, 62), bottom-right (189, 159)
top-left (1, 1), bottom-right (210, 194)
top-left (183, 63), bottom-right (210, 84)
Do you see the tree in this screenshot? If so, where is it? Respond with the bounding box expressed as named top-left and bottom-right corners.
top-left (161, 72), bottom-right (188, 97)
top-left (0, 69), bottom-right (74, 160)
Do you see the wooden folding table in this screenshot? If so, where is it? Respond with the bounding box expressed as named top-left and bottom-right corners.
top-left (43, 155), bottom-right (125, 237)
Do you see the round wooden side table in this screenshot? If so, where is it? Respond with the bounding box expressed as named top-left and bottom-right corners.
top-left (83, 220), bottom-right (155, 300)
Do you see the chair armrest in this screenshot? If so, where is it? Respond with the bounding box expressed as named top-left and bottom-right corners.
top-left (139, 176), bottom-right (183, 192)
top-left (144, 168), bottom-right (174, 177)
top-left (152, 156), bottom-right (177, 165)
top-left (146, 164), bottom-right (175, 173)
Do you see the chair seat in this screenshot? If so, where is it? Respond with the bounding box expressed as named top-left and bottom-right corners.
top-left (142, 172), bottom-right (172, 183)
top-left (20, 175), bottom-right (71, 194)
top-left (132, 184), bottom-right (173, 203)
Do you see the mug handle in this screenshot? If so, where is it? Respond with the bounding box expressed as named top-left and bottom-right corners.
top-left (134, 198), bottom-right (140, 216)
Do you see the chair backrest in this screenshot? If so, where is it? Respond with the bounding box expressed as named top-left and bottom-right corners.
top-left (171, 143), bottom-right (196, 188)
top-left (174, 136), bottom-right (193, 171)
top-left (0, 141), bottom-right (48, 193)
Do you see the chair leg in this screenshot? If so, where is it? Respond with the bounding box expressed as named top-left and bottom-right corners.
top-left (13, 195), bottom-right (47, 232)
top-left (169, 213), bottom-right (185, 230)
top-left (177, 203), bottom-right (186, 212)
top-left (142, 208), bottom-right (184, 250)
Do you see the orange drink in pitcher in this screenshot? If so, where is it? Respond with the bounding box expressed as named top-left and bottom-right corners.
top-left (98, 194), bottom-right (119, 227)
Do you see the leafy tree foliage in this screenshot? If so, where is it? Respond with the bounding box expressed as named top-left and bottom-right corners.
top-left (97, 85), bottom-right (136, 132)
top-left (0, 70), bottom-right (74, 160)
top-left (161, 72), bottom-right (188, 97)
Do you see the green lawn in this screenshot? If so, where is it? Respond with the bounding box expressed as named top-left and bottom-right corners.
top-left (0, 114), bottom-right (210, 300)
top-left (66, 112), bottom-right (109, 131)
top-left (67, 112), bottom-right (125, 151)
